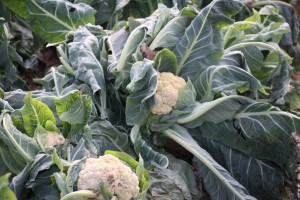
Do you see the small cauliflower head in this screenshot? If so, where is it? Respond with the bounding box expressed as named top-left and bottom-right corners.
top-left (44, 132), bottom-right (65, 148)
top-left (77, 154), bottom-right (139, 200)
top-left (151, 72), bottom-right (186, 115)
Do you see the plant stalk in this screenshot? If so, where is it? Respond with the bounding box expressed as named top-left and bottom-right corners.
top-left (60, 190), bottom-right (97, 200)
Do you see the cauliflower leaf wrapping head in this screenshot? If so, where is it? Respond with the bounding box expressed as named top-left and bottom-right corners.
top-left (150, 72), bottom-right (186, 115)
top-left (77, 154), bottom-right (140, 200)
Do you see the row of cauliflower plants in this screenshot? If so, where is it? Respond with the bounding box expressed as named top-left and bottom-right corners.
top-left (0, 0), bottom-right (300, 199)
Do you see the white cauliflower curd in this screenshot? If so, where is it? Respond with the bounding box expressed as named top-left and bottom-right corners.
top-left (44, 132), bottom-right (65, 148)
top-left (77, 154), bottom-right (140, 200)
top-left (151, 72), bottom-right (186, 115)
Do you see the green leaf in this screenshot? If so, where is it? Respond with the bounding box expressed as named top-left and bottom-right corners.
top-left (126, 59), bottom-right (157, 125)
top-left (130, 125), bottom-right (169, 168)
top-left (0, 173), bottom-right (16, 200)
top-left (193, 65), bottom-right (261, 101)
top-left (196, 138), bottom-right (285, 199)
top-left (153, 48), bottom-right (177, 74)
top-left (147, 154), bottom-right (200, 200)
top-left (55, 91), bottom-right (92, 137)
top-left (114, 26), bottom-right (147, 88)
top-left (1, 0), bottom-right (96, 43)
top-left (173, 0), bottom-right (243, 78)
top-left (150, 15), bottom-right (192, 50)
top-left (21, 93), bottom-right (57, 137)
top-left (68, 26), bottom-right (107, 118)
top-left (162, 125), bottom-right (255, 200)
top-left (177, 95), bottom-right (256, 128)
top-left (90, 120), bottom-right (130, 152)
top-left (1, 114), bottom-right (39, 163)
top-left (197, 102), bottom-right (300, 166)
top-left (70, 139), bottom-right (90, 161)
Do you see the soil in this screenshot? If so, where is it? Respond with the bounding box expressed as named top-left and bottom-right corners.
top-left (19, 45), bottom-right (60, 90)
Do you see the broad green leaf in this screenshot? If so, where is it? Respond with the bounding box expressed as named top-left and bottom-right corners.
top-left (134, 0), bottom-right (157, 17)
top-left (153, 48), bottom-right (177, 74)
top-left (90, 120), bottom-right (130, 152)
top-left (114, 26), bottom-right (147, 88)
top-left (162, 125), bottom-right (256, 200)
top-left (172, 0), bottom-right (243, 78)
top-left (196, 138), bottom-right (285, 199)
top-left (38, 67), bottom-right (70, 97)
top-left (146, 154), bottom-right (200, 200)
top-left (1, 114), bottom-right (39, 163)
top-left (92, 0), bottom-right (116, 25)
top-left (126, 59), bottom-right (157, 125)
top-left (68, 26), bottom-right (107, 118)
top-left (70, 138), bottom-right (90, 161)
top-left (107, 27), bottom-right (130, 66)
top-left (131, 125), bottom-right (169, 168)
top-left (225, 7), bottom-right (289, 47)
top-left (0, 148), bottom-right (25, 174)
top-left (177, 95), bottom-right (256, 128)
top-left (150, 15), bottom-right (192, 50)
top-left (1, 0), bottom-right (96, 43)
top-left (55, 91), bottom-right (92, 137)
top-left (0, 38), bottom-right (27, 91)
top-left (197, 102), bottom-right (300, 166)
top-left (193, 65), bottom-right (261, 102)
top-left (21, 93), bottom-right (57, 137)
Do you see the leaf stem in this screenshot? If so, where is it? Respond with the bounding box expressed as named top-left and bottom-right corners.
top-left (225, 41), bottom-right (279, 53)
top-left (223, 25), bottom-right (235, 46)
top-left (252, 1), bottom-right (294, 9)
top-left (60, 190), bottom-right (97, 200)
top-left (176, 95), bottom-right (255, 124)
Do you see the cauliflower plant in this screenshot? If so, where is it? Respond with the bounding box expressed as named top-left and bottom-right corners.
top-left (150, 72), bottom-right (186, 115)
top-left (77, 154), bottom-right (140, 200)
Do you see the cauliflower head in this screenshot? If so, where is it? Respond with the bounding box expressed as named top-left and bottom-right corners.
top-left (150, 72), bottom-right (186, 115)
top-left (77, 154), bottom-right (139, 200)
top-left (45, 132), bottom-right (65, 148)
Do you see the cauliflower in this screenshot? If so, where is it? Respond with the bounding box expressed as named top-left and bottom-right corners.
top-left (77, 154), bottom-right (139, 200)
top-left (44, 132), bottom-right (65, 148)
top-left (150, 72), bottom-right (186, 115)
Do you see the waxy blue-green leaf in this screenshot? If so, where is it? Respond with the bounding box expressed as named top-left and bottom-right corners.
top-left (0, 114), bottom-right (39, 163)
top-left (172, 0), bottom-right (243, 78)
top-left (126, 59), bottom-right (157, 125)
top-left (197, 102), bottom-right (300, 166)
top-left (162, 125), bottom-right (256, 200)
top-left (177, 95), bottom-right (256, 128)
top-left (196, 138), bottom-right (285, 199)
top-left (131, 125), bottom-right (169, 169)
top-left (193, 65), bottom-right (261, 102)
top-left (150, 15), bottom-right (192, 50)
top-left (90, 120), bottom-right (130, 153)
top-left (153, 48), bottom-right (177, 74)
top-left (114, 26), bottom-right (147, 88)
top-left (68, 26), bottom-right (107, 118)
top-left (1, 0), bottom-right (96, 43)
top-left (21, 93), bottom-right (57, 137)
